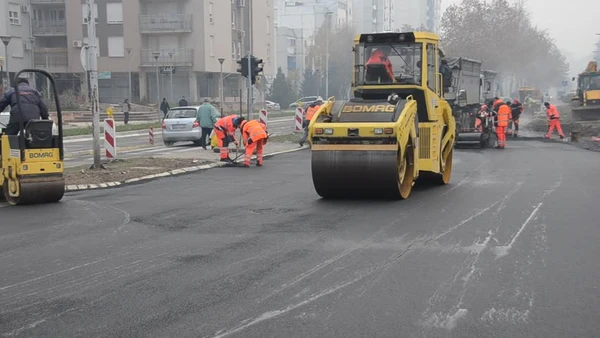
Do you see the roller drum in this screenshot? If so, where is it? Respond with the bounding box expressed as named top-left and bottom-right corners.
top-left (311, 150), bottom-right (401, 198)
top-left (3, 176), bottom-right (65, 205)
top-left (455, 132), bottom-right (484, 148)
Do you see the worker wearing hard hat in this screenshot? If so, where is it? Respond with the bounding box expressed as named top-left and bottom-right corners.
top-left (544, 102), bottom-right (565, 139)
top-left (496, 101), bottom-right (512, 149)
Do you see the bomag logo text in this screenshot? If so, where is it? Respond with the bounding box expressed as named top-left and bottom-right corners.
top-left (342, 105), bottom-right (394, 113)
top-left (29, 152), bottom-right (54, 159)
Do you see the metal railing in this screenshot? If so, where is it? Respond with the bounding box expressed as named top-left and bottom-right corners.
top-left (32, 19), bottom-right (67, 36)
top-left (140, 49), bottom-right (194, 67)
top-left (34, 48), bottom-right (68, 70)
top-left (139, 14), bottom-right (193, 33)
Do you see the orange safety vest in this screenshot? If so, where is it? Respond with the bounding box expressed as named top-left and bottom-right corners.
top-left (497, 104), bottom-right (512, 127)
top-left (241, 120), bottom-right (268, 144)
top-left (305, 105), bottom-right (320, 121)
top-left (366, 50), bottom-right (395, 81)
top-left (214, 115), bottom-right (238, 135)
top-left (546, 105), bottom-right (560, 119)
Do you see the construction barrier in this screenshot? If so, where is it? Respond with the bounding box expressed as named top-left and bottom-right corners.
top-left (104, 118), bottom-right (116, 159)
top-left (259, 109), bottom-right (268, 127)
top-left (149, 126), bottom-right (154, 145)
top-left (294, 107), bottom-right (303, 133)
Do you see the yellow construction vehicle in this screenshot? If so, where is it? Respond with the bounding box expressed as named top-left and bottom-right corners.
top-left (518, 87), bottom-right (543, 113)
top-left (571, 61), bottom-right (600, 121)
top-left (0, 69), bottom-right (65, 205)
top-left (307, 31), bottom-right (455, 199)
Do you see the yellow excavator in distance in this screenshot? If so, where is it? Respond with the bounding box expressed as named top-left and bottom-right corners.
top-left (0, 69), bottom-right (65, 205)
top-left (571, 61), bottom-right (600, 121)
top-left (307, 31), bottom-right (456, 199)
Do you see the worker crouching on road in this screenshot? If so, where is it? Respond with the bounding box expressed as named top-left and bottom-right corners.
top-left (299, 99), bottom-right (323, 147)
top-left (544, 102), bottom-right (565, 139)
top-left (496, 101), bottom-right (512, 149)
top-left (240, 119), bottom-right (268, 167)
top-left (474, 104), bottom-right (489, 132)
top-left (213, 114), bottom-right (244, 162)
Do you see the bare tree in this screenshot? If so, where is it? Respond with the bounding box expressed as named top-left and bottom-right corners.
top-left (441, 0), bottom-right (568, 89)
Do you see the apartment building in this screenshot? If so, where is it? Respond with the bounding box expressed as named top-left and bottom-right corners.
top-left (0, 0), bottom-right (34, 92)
top-left (275, 26), bottom-right (305, 77)
top-left (28, 0), bottom-right (275, 104)
top-left (352, 0), bottom-right (395, 33)
top-left (394, 0), bottom-right (442, 33)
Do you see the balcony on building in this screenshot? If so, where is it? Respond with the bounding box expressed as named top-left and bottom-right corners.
top-left (34, 48), bottom-right (68, 73)
top-left (140, 49), bottom-right (194, 67)
top-left (139, 14), bottom-right (193, 34)
top-left (32, 19), bottom-right (67, 36)
top-left (30, 0), bottom-right (66, 4)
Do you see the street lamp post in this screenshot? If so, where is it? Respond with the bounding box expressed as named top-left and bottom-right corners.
top-left (168, 51), bottom-right (174, 103)
top-left (0, 36), bottom-right (12, 89)
top-left (152, 51), bottom-right (161, 106)
top-left (218, 57), bottom-right (225, 117)
top-left (29, 37), bottom-right (36, 88)
top-left (325, 12), bottom-right (333, 99)
top-left (126, 47), bottom-right (132, 100)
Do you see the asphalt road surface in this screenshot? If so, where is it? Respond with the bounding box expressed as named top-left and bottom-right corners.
top-left (63, 116), bottom-right (296, 167)
top-left (2, 139), bottom-right (600, 337)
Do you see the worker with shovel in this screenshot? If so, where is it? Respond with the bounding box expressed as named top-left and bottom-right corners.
top-left (239, 119), bottom-right (268, 167)
top-left (213, 115), bottom-right (244, 162)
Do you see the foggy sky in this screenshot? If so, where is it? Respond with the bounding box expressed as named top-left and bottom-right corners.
top-left (442, 0), bottom-right (599, 78)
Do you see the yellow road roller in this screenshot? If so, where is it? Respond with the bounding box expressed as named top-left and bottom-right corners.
top-left (308, 31), bottom-right (455, 199)
top-left (0, 69), bottom-right (65, 205)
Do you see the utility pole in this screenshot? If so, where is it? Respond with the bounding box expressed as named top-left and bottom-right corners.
top-left (153, 52), bottom-right (160, 106)
top-left (325, 12), bottom-right (333, 99)
top-left (218, 57), bottom-right (225, 116)
top-left (85, 0), bottom-right (102, 169)
top-left (126, 47), bottom-right (132, 100)
top-left (247, 0), bottom-right (253, 120)
top-left (0, 36), bottom-right (12, 89)
top-left (168, 51), bottom-right (174, 103)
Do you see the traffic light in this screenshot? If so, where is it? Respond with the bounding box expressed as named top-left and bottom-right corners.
top-left (251, 57), bottom-right (264, 77)
top-left (236, 56), bottom-right (249, 77)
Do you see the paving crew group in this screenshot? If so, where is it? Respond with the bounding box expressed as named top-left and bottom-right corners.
top-left (212, 113), bottom-right (268, 167)
top-left (475, 97), bottom-right (564, 148)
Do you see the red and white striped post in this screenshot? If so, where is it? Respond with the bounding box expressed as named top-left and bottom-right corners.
top-left (294, 107), bottom-right (303, 133)
top-left (103, 118), bottom-right (116, 159)
top-left (259, 109), bottom-right (268, 127)
top-left (149, 126), bottom-right (154, 146)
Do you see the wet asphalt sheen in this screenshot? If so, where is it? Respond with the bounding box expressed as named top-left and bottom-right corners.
top-left (1, 139), bottom-right (600, 337)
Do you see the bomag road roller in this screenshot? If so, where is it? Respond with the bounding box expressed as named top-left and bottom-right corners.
top-left (307, 31), bottom-right (456, 199)
top-left (0, 69), bottom-right (65, 205)
top-left (571, 61), bottom-right (600, 121)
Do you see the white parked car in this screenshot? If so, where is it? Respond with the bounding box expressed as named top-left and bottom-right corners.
top-left (265, 101), bottom-right (280, 110)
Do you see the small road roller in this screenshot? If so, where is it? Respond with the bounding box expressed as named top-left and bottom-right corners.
top-left (308, 31), bottom-right (456, 199)
top-left (0, 69), bottom-right (65, 205)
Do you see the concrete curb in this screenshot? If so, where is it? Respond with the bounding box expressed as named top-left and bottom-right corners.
top-left (64, 145), bottom-right (309, 192)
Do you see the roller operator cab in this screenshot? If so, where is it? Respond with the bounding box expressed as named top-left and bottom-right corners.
top-left (0, 69), bottom-right (65, 205)
top-left (307, 32), bottom-right (456, 199)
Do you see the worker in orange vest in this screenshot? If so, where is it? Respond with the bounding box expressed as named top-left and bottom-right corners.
top-left (496, 101), bottom-right (512, 149)
top-left (365, 47), bottom-right (395, 83)
top-left (544, 102), bottom-right (565, 139)
top-left (240, 119), bottom-right (269, 167)
top-left (299, 99), bottom-right (323, 147)
top-left (213, 114), bottom-right (243, 162)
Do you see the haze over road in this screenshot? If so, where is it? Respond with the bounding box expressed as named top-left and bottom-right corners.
top-left (1, 139), bottom-right (599, 337)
